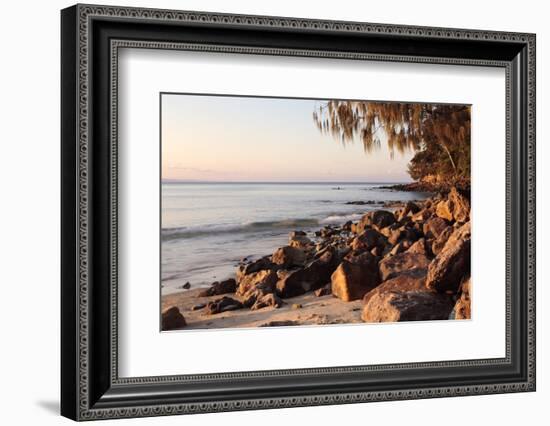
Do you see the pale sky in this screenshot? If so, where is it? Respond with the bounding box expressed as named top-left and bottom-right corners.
top-left (161, 94), bottom-right (415, 183)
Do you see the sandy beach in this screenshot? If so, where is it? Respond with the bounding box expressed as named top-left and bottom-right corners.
top-left (162, 287), bottom-right (363, 329)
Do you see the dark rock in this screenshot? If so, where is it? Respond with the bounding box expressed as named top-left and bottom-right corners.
top-left (362, 269), bottom-right (428, 306)
top-left (198, 278), bottom-right (237, 297)
top-left (260, 320), bottom-right (299, 327)
top-left (411, 209), bottom-right (432, 222)
top-left (236, 270), bottom-right (278, 296)
top-left (161, 307), bottom-right (187, 330)
top-left (276, 248), bottom-right (339, 298)
top-left (362, 289), bottom-right (454, 322)
top-left (331, 252), bottom-right (380, 302)
top-left (191, 303), bottom-right (206, 311)
top-left (236, 256), bottom-right (277, 281)
top-left (181, 282), bottom-right (191, 289)
top-left (289, 234), bottom-right (313, 249)
top-left (431, 226), bottom-right (453, 255)
top-left (350, 229), bottom-right (387, 252)
top-left (249, 292), bottom-right (283, 310)
top-left (271, 245), bottom-right (306, 268)
top-left (342, 220), bottom-right (353, 231)
top-left (314, 284), bottom-right (332, 297)
top-left (388, 240), bottom-right (411, 256)
top-left (426, 222), bottom-right (471, 293)
top-left (407, 238), bottom-right (429, 256)
top-left (379, 252), bottom-right (430, 281)
top-left (368, 210), bottom-right (397, 230)
top-left (423, 217), bottom-right (449, 239)
top-left (205, 296), bottom-right (244, 315)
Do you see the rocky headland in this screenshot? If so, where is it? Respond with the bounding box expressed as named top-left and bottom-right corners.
top-left (162, 187), bottom-right (471, 331)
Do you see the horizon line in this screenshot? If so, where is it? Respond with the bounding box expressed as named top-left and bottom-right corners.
top-left (161, 179), bottom-right (412, 184)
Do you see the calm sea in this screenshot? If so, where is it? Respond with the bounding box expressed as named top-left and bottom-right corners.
top-left (161, 182), bottom-right (429, 294)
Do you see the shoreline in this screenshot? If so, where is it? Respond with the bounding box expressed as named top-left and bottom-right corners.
top-left (162, 188), bottom-right (472, 330)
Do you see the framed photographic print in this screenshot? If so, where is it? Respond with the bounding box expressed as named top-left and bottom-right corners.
top-left (61, 4), bottom-right (536, 421)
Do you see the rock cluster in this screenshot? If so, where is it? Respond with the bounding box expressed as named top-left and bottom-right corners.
top-left (162, 187), bottom-right (472, 329)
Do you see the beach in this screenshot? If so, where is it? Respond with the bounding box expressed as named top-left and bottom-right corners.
top-left (161, 183), bottom-right (471, 330)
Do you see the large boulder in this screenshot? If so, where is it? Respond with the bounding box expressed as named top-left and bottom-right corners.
top-left (276, 249), bottom-right (339, 298)
top-left (426, 222), bottom-right (471, 293)
top-left (431, 226), bottom-right (453, 255)
top-left (198, 278), bottom-right (237, 297)
top-left (236, 269), bottom-right (278, 296)
top-left (205, 296), bottom-right (244, 315)
top-left (388, 226), bottom-right (420, 245)
top-left (289, 233), bottom-right (313, 249)
top-left (407, 238), bottom-right (429, 256)
top-left (367, 210), bottom-right (397, 230)
top-left (379, 252), bottom-right (430, 281)
top-left (362, 290), bottom-right (454, 323)
top-left (435, 187), bottom-right (470, 223)
top-left (362, 269), bottom-right (428, 305)
top-left (161, 307), bottom-right (187, 330)
top-left (411, 209), bottom-right (432, 222)
top-left (350, 229), bottom-right (387, 252)
top-left (331, 252), bottom-right (380, 301)
top-left (423, 217), bottom-right (449, 239)
top-left (454, 277), bottom-right (471, 320)
top-left (236, 256), bottom-right (277, 281)
top-left (271, 245), bottom-right (307, 268)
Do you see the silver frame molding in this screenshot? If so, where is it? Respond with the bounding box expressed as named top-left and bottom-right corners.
top-left (61, 3), bottom-right (536, 421)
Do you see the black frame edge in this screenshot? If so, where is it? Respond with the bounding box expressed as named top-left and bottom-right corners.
top-left (61, 4), bottom-right (79, 421)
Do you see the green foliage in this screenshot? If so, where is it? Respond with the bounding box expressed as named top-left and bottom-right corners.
top-left (313, 101), bottom-right (471, 186)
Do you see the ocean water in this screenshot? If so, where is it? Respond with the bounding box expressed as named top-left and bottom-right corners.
top-left (161, 182), bottom-right (429, 294)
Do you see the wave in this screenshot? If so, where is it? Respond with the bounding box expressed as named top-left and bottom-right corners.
top-left (162, 218), bottom-right (319, 241)
top-left (162, 213), bottom-right (364, 242)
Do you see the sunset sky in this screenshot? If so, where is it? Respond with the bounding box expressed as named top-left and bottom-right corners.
top-left (161, 94), bottom-right (415, 183)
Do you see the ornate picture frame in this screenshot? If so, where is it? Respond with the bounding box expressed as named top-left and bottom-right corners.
top-left (61, 4), bottom-right (536, 420)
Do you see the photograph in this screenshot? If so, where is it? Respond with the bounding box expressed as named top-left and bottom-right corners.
top-left (160, 94), bottom-right (472, 331)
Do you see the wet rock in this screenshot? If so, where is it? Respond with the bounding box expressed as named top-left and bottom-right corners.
top-left (205, 296), bottom-right (244, 315)
top-left (162, 307), bottom-right (187, 330)
top-left (379, 252), bottom-right (430, 281)
top-left (426, 222), bottom-right (471, 293)
top-left (181, 282), bottom-right (191, 289)
top-left (198, 278), bottom-right (237, 297)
